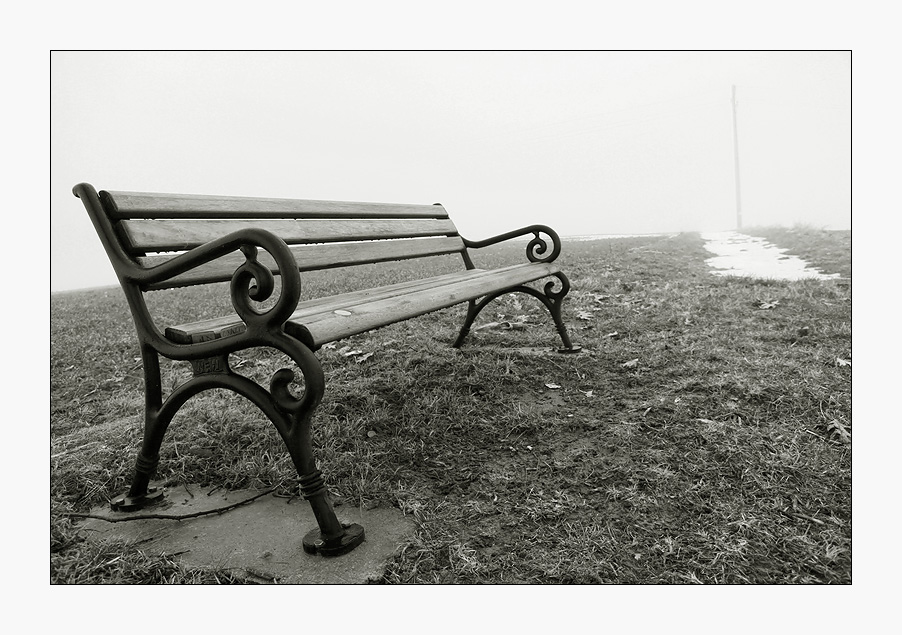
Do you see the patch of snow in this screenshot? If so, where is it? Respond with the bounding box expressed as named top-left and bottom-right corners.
top-left (701, 231), bottom-right (839, 281)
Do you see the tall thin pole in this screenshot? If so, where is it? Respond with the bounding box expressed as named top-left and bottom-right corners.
top-left (731, 85), bottom-right (743, 229)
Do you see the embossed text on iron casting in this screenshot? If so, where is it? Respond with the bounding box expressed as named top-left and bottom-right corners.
top-left (191, 356), bottom-right (227, 375)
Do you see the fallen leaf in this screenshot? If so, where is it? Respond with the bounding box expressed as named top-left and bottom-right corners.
top-left (604, 331), bottom-right (619, 338)
top-left (545, 383), bottom-right (561, 390)
top-left (827, 419), bottom-right (851, 443)
top-left (576, 310), bottom-right (594, 321)
top-left (835, 358), bottom-right (851, 367)
top-left (757, 300), bottom-right (780, 310)
top-left (355, 352), bottom-right (374, 363)
top-left (621, 358), bottom-right (639, 368)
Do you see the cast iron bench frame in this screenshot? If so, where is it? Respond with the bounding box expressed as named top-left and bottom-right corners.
top-left (73, 182), bottom-right (580, 556)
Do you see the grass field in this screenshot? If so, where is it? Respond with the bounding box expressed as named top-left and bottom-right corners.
top-left (50, 226), bottom-right (851, 584)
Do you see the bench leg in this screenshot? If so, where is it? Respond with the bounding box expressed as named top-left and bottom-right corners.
top-left (111, 348), bottom-right (224, 511)
top-left (111, 346), bottom-right (167, 511)
top-left (291, 432), bottom-right (366, 557)
top-left (452, 273), bottom-right (581, 353)
top-left (269, 337), bottom-right (366, 556)
top-left (111, 341), bottom-right (365, 556)
top-left (451, 299), bottom-right (480, 349)
top-left (544, 273), bottom-right (582, 354)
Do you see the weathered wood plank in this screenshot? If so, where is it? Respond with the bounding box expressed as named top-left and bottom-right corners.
top-left (287, 265), bottom-right (531, 321)
top-left (295, 262), bottom-right (562, 346)
top-left (141, 236), bottom-right (466, 289)
top-left (120, 218), bottom-right (461, 253)
top-left (103, 190), bottom-right (448, 219)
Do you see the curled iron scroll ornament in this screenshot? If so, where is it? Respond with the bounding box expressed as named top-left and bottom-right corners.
top-left (230, 245), bottom-right (278, 325)
top-left (526, 228), bottom-right (561, 264)
top-left (527, 232), bottom-right (550, 262)
top-left (265, 334), bottom-right (325, 420)
top-left (271, 367), bottom-right (306, 414)
top-left (224, 238), bottom-right (302, 339)
top-left (129, 228), bottom-right (303, 361)
top-left (461, 224), bottom-right (561, 265)
top-left (543, 272), bottom-right (571, 301)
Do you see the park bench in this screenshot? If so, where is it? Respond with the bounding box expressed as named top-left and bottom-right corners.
top-left (73, 182), bottom-right (580, 556)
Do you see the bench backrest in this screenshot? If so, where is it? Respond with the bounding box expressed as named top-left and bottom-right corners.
top-left (91, 188), bottom-right (467, 290)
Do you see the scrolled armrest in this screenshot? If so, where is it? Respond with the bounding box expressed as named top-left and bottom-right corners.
top-left (135, 227), bottom-right (302, 331)
top-left (462, 224), bottom-right (562, 263)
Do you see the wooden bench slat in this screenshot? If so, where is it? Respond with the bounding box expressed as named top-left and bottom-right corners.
top-left (164, 263), bottom-right (561, 346)
top-left (294, 262), bottom-right (563, 347)
top-left (289, 264), bottom-right (533, 321)
top-left (104, 190), bottom-right (448, 220)
top-left (120, 218), bottom-right (461, 254)
top-left (140, 236), bottom-right (466, 289)
top-left (104, 191), bottom-right (448, 219)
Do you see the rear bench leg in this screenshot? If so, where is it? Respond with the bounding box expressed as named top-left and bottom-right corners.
top-left (110, 348), bottom-right (228, 511)
top-left (111, 346), bottom-right (167, 511)
top-left (451, 299), bottom-right (481, 349)
top-left (111, 343), bottom-right (365, 556)
top-left (452, 273), bottom-right (581, 353)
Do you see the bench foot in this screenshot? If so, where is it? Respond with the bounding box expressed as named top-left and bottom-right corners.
top-left (557, 345), bottom-right (582, 354)
top-left (110, 486), bottom-right (165, 512)
top-left (303, 522), bottom-right (366, 557)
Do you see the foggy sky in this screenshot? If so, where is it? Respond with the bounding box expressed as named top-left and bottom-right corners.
top-left (51, 51), bottom-right (851, 291)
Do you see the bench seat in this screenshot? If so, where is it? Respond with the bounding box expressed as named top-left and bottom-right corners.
top-left (166, 261), bottom-right (562, 348)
